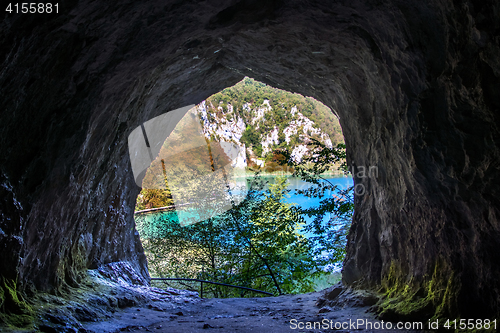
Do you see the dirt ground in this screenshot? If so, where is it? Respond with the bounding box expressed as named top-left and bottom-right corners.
top-left (82, 291), bottom-right (422, 333)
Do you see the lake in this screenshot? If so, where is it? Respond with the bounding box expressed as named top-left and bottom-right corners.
top-left (135, 174), bottom-right (353, 239)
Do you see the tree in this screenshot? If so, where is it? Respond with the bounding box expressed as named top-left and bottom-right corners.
top-left (137, 173), bottom-right (318, 296)
top-left (276, 139), bottom-right (354, 268)
top-left (135, 188), bottom-right (173, 211)
top-left (240, 126), bottom-right (260, 147)
top-left (238, 176), bottom-right (317, 294)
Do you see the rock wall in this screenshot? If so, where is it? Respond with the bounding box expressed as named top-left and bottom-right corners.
top-left (1, 0), bottom-right (499, 319)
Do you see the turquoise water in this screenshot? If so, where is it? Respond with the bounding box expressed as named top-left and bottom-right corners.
top-left (258, 175), bottom-right (353, 238)
top-left (135, 175), bottom-right (353, 239)
top-left (269, 175), bottom-right (353, 211)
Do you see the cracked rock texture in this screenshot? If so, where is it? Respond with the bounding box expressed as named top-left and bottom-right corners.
top-left (1, 0), bottom-right (499, 320)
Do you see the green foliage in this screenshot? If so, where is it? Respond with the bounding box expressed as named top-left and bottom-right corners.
top-left (137, 174), bottom-right (318, 296)
top-left (243, 176), bottom-right (318, 294)
top-left (312, 271), bottom-right (342, 291)
top-left (240, 126), bottom-right (260, 147)
top-left (254, 144), bottom-right (263, 157)
top-left (135, 188), bottom-right (173, 211)
top-left (0, 278), bottom-right (34, 329)
top-left (376, 260), bottom-right (459, 322)
top-left (277, 139), bottom-right (354, 268)
top-left (205, 77), bottom-right (344, 162)
top-left (135, 78), bottom-right (351, 298)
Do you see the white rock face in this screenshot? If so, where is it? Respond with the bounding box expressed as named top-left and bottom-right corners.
top-left (262, 126), bottom-right (279, 155)
top-left (232, 143), bottom-right (247, 169)
top-left (197, 99), bottom-right (334, 167)
top-left (251, 99), bottom-right (272, 127)
top-left (198, 101), bottom-right (247, 166)
top-left (198, 101), bottom-right (218, 135)
top-left (283, 108), bottom-right (330, 145)
top-left (291, 144), bottom-right (309, 163)
top-left (323, 136), bottom-right (333, 148)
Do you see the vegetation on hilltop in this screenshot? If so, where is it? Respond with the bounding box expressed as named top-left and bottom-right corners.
top-left (205, 77), bottom-right (344, 159)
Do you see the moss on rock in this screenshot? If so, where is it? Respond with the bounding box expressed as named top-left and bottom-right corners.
top-left (376, 259), bottom-right (459, 322)
top-left (0, 277), bottom-right (35, 330)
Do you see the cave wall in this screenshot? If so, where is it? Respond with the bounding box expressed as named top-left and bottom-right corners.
top-left (1, 0), bottom-right (499, 318)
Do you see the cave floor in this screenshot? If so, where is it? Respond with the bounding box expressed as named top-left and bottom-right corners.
top-left (82, 291), bottom-right (419, 333)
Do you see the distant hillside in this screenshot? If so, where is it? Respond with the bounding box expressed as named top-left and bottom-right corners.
top-left (135, 78), bottom-right (345, 210)
top-left (197, 77), bottom-right (344, 168)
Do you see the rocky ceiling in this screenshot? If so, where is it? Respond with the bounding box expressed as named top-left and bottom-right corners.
top-left (1, 0), bottom-right (499, 320)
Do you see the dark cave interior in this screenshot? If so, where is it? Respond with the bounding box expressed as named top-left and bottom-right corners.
top-left (0, 0), bottom-right (499, 329)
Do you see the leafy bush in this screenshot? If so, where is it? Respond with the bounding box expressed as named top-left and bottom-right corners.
top-left (137, 174), bottom-right (318, 296)
top-left (277, 140), bottom-right (354, 267)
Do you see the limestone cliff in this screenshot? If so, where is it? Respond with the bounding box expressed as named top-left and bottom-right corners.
top-left (197, 93), bottom-right (337, 168)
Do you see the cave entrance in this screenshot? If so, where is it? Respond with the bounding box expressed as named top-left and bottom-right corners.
top-left (129, 77), bottom-right (352, 297)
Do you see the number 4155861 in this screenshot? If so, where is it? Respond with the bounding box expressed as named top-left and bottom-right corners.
top-left (6, 3), bottom-right (59, 13)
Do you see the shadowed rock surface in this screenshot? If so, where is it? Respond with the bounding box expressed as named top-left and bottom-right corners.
top-left (82, 286), bottom-right (417, 333)
top-left (1, 0), bottom-right (499, 328)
